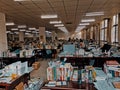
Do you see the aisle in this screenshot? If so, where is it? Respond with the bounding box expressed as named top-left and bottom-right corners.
top-left (30, 59), bottom-right (50, 81)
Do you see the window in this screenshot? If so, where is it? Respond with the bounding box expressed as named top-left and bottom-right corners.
top-left (111, 14), bottom-right (118, 43)
top-left (100, 19), bottom-right (108, 41)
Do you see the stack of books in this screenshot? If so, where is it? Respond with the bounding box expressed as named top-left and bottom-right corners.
top-left (104, 60), bottom-right (120, 77)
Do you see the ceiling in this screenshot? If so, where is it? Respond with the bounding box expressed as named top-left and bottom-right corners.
top-left (0, 0), bottom-right (120, 34)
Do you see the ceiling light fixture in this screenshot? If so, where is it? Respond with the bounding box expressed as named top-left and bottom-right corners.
top-left (14, 0), bottom-right (30, 1)
top-left (28, 27), bottom-right (36, 30)
top-left (75, 26), bottom-right (85, 32)
top-left (54, 24), bottom-right (64, 27)
top-left (26, 31), bottom-right (31, 33)
top-left (25, 32), bottom-right (31, 35)
top-left (6, 31), bottom-right (11, 33)
top-left (86, 11), bottom-right (104, 16)
top-left (6, 22), bottom-right (15, 26)
top-left (19, 29), bottom-right (26, 31)
top-left (11, 28), bottom-right (18, 31)
top-left (81, 19), bottom-right (95, 22)
top-left (49, 21), bottom-right (62, 24)
top-left (79, 23), bottom-right (90, 26)
top-left (18, 25), bottom-right (27, 28)
top-left (58, 27), bottom-right (68, 33)
top-left (41, 14), bottom-right (58, 19)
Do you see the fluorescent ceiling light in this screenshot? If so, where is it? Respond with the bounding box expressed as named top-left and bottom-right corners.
top-left (14, 0), bottom-right (30, 1)
top-left (81, 19), bottom-right (95, 22)
top-left (41, 14), bottom-right (58, 19)
top-left (75, 26), bottom-right (85, 32)
top-left (29, 27), bottom-right (36, 30)
top-left (86, 11), bottom-right (104, 16)
top-left (26, 31), bottom-right (31, 33)
top-left (32, 31), bottom-right (37, 33)
top-left (54, 24), bottom-right (64, 27)
top-left (58, 27), bottom-right (68, 33)
top-left (6, 31), bottom-right (11, 33)
top-left (11, 28), bottom-right (18, 31)
top-left (19, 29), bottom-right (26, 31)
top-left (18, 25), bottom-right (27, 28)
top-left (79, 23), bottom-right (90, 26)
top-left (49, 21), bottom-right (62, 24)
top-left (6, 22), bottom-right (15, 26)
top-left (25, 32), bottom-right (31, 35)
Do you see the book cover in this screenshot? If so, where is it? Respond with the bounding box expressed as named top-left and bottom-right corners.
top-left (113, 81), bottom-right (120, 89)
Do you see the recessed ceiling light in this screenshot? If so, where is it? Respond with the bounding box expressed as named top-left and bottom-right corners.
top-left (25, 32), bottom-right (31, 35)
top-left (6, 22), bottom-right (15, 26)
top-left (75, 26), bottom-right (85, 32)
top-left (14, 0), bottom-right (30, 1)
top-left (41, 14), bottom-right (58, 19)
top-left (11, 28), bottom-right (18, 31)
top-left (81, 19), bottom-right (95, 22)
top-left (49, 21), bottom-right (62, 24)
top-left (6, 31), bottom-right (11, 33)
top-left (26, 30), bottom-right (31, 33)
top-left (58, 27), bottom-right (68, 33)
top-left (19, 29), bottom-right (26, 31)
top-left (86, 11), bottom-right (104, 16)
top-left (54, 24), bottom-right (64, 27)
top-left (79, 23), bottom-right (90, 26)
top-left (28, 27), bottom-right (36, 30)
top-left (18, 25), bottom-right (27, 28)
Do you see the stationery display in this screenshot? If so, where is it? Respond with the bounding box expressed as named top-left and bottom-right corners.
top-left (104, 60), bottom-right (120, 77)
top-left (47, 61), bottom-right (73, 81)
top-left (0, 61), bottom-right (30, 83)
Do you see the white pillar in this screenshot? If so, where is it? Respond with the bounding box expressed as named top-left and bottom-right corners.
top-left (39, 27), bottom-right (46, 43)
top-left (52, 31), bottom-right (56, 42)
top-left (0, 12), bottom-right (8, 52)
top-left (19, 31), bottom-right (24, 42)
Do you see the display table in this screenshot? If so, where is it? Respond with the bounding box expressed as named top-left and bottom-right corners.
top-left (33, 49), bottom-right (57, 59)
top-left (0, 56), bottom-right (35, 69)
top-left (0, 67), bottom-right (33, 90)
top-left (59, 55), bottom-right (120, 67)
top-left (41, 81), bottom-right (96, 90)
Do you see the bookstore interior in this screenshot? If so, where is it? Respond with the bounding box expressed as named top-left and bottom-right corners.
top-left (1, 0), bottom-right (120, 90)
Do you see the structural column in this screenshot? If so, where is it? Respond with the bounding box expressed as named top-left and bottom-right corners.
top-left (33, 33), bottom-right (37, 41)
top-left (19, 31), bottom-right (24, 42)
top-left (52, 31), bottom-right (56, 42)
top-left (0, 12), bottom-right (8, 52)
top-left (118, 14), bottom-right (120, 44)
top-left (107, 18), bottom-right (112, 43)
top-left (39, 27), bottom-right (46, 43)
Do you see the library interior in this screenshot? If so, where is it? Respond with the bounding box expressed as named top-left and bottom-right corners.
top-left (0, 0), bottom-right (120, 90)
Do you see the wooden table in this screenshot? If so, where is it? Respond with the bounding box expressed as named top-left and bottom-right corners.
top-left (0, 56), bottom-right (35, 69)
top-left (41, 81), bottom-right (96, 90)
top-left (0, 73), bottom-right (29, 90)
top-left (59, 56), bottom-right (120, 67)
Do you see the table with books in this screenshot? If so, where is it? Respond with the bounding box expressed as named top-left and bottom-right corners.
top-left (42, 60), bottom-right (120, 90)
top-left (0, 61), bottom-right (33, 90)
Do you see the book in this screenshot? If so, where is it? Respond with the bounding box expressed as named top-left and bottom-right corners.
top-left (105, 60), bottom-right (120, 66)
top-left (113, 81), bottom-right (120, 89)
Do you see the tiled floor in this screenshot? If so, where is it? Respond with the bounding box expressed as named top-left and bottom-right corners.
top-left (30, 59), bottom-right (51, 81)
